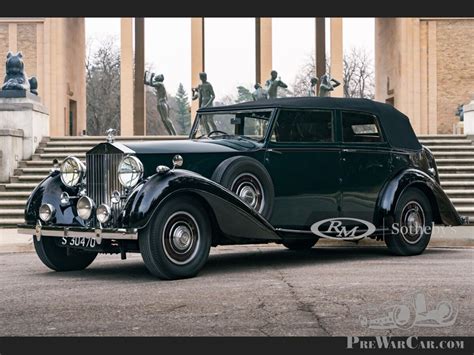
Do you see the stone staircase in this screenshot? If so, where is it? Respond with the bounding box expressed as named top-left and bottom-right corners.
top-left (0, 134), bottom-right (473, 227)
top-left (418, 134), bottom-right (474, 220)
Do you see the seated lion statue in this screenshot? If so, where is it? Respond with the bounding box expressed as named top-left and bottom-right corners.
top-left (1, 51), bottom-right (38, 95)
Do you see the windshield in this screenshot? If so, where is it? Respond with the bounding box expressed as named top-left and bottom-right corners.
top-left (191, 110), bottom-right (273, 142)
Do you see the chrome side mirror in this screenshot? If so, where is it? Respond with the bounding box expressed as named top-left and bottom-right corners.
top-left (172, 155), bottom-right (183, 169)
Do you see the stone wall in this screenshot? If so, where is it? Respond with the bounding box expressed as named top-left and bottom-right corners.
top-left (436, 19), bottom-right (474, 134)
top-left (17, 23), bottom-right (38, 80)
top-left (0, 24), bottom-right (8, 81)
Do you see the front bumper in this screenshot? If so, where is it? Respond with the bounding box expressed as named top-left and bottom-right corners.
top-left (17, 223), bottom-right (138, 243)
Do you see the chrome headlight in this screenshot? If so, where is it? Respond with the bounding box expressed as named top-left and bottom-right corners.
top-left (118, 156), bottom-right (143, 188)
top-left (96, 204), bottom-right (112, 224)
top-left (60, 156), bottom-right (85, 187)
top-left (77, 196), bottom-right (94, 220)
top-left (39, 203), bottom-right (55, 222)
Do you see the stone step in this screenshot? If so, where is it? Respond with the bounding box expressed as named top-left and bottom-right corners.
top-left (444, 189), bottom-right (474, 197)
top-left (439, 173), bottom-right (474, 179)
top-left (418, 134), bottom-right (467, 139)
top-left (420, 139), bottom-right (473, 145)
top-left (441, 181), bottom-right (474, 187)
top-left (0, 200), bottom-right (27, 208)
top-left (0, 218), bottom-right (25, 227)
top-left (453, 206), bottom-right (474, 213)
top-left (433, 152), bottom-right (474, 158)
top-left (0, 209), bottom-right (25, 216)
top-left (427, 145), bottom-right (474, 150)
top-left (44, 141), bottom-right (102, 147)
top-left (450, 198), bottom-right (474, 205)
top-left (32, 153), bottom-right (86, 160)
top-left (437, 166), bottom-right (474, 172)
top-left (434, 159), bottom-right (474, 165)
top-left (14, 167), bottom-right (51, 175)
top-left (0, 191), bottom-right (32, 198)
top-left (11, 175), bottom-right (45, 183)
top-left (42, 147), bottom-right (92, 153)
top-left (0, 183), bottom-right (37, 191)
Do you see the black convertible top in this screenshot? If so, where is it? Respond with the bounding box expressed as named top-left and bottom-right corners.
top-left (198, 97), bottom-right (422, 151)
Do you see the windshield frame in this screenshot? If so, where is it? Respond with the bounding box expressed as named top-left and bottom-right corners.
top-left (189, 108), bottom-right (276, 142)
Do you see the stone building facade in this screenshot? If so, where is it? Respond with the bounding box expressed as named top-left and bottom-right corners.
top-left (0, 18), bottom-right (86, 137)
top-left (375, 18), bottom-right (474, 134)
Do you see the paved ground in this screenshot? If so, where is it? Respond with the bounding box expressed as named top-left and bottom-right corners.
top-left (0, 244), bottom-right (472, 336)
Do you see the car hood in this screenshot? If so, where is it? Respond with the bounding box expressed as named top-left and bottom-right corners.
top-left (123, 138), bottom-right (262, 154)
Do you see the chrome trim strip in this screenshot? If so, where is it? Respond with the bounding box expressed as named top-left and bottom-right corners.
top-left (17, 227), bottom-right (138, 240)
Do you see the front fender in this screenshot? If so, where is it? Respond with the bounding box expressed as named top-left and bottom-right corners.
top-left (24, 170), bottom-right (85, 227)
top-left (121, 169), bottom-right (281, 241)
top-left (375, 168), bottom-right (462, 227)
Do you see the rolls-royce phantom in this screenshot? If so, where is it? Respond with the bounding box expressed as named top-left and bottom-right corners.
top-left (17, 97), bottom-right (466, 279)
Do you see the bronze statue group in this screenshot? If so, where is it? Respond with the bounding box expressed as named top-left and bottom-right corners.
top-left (144, 67), bottom-right (341, 135)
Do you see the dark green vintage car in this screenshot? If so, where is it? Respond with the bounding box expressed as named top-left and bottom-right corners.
top-left (18, 97), bottom-right (466, 279)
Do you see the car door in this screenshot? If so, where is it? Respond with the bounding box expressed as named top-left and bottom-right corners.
top-left (339, 110), bottom-right (392, 224)
top-left (264, 108), bottom-right (341, 229)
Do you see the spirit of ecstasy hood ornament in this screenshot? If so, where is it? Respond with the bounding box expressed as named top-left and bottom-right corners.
top-left (106, 128), bottom-right (117, 143)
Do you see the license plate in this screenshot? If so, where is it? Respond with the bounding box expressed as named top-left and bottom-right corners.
top-left (60, 236), bottom-right (98, 249)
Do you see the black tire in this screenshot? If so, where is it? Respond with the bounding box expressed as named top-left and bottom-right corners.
top-left (212, 156), bottom-right (274, 219)
top-left (33, 236), bottom-right (97, 271)
top-left (139, 196), bottom-right (212, 280)
top-left (385, 187), bottom-right (433, 256)
top-left (282, 238), bottom-right (318, 250)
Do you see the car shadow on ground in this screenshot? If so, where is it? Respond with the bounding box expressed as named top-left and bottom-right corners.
top-left (37, 246), bottom-right (463, 282)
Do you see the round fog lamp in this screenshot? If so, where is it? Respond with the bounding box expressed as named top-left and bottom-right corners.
top-left (39, 203), bottom-right (55, 222)
top-left (96, 204), bottom-right (112, 224)
top-left (77, 196), bottom-right (94, 220)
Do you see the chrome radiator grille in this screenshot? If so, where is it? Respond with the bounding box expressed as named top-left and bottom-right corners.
top-left (86, 153), bottom-right (124, 223)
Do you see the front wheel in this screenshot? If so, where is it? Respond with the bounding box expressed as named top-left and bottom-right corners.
top-left (139, 196), bottom-right (212, 280)
top-left (33, 236), bottom-right (97, 271)
top-left (385, 187), bottom-right (433, 256)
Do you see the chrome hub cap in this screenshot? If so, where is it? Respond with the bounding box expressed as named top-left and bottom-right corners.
top-left (400, 201), bottom-right (425, 244)
top-left (162, 211), bottom-right (200, 265)
top-left (231, 173), bottom-right (265, 213)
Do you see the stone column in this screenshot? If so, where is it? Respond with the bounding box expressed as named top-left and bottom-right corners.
top-left (330, 18), bottom-right (344, 97)
top-left (133, 17), bottom-right (145, 136)
top-left (315, 18), bottom-right (326, 87)
top-left (255, 17), bottom-right (272, 86)
top-left (120, 18), bottom-right (134, 136)
top-left (191, 17), bottom-right (205, 120)
top-left (462, 99), bottom-right (474, 136)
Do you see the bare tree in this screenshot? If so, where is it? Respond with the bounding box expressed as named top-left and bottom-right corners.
top-left (86, 35), bottom-right (121, 135)
top-left (292, 47), bottom-right (375, 99)
top-left (343, 47), bottom-right (374, 99)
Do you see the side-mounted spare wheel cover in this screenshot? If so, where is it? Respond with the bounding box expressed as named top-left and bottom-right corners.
top-left (211, 156), bottom-right (274, 220)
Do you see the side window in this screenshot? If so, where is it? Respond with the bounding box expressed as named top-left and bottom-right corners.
top-left (342, 111), bottom-right (383, 143)
top-left (271, 110), bottom-right (333, 143)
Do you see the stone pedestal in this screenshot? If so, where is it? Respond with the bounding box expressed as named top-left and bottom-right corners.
top-left (463, 99), bottom-right (474, 135)
top-left (0, 94), bottom-right (49, 160)
top-left (0, 92), bottom-right (49, 182)
top-left (0, 129), bottom-right (23, 182)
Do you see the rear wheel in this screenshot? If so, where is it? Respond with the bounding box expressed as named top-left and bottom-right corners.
top-left (385, 187), bottom-right (433, 256)
top-left (282, 238), bottom-right (318, 250)
top-left (139, 196), bottom-right (212, 280)
top-left (33, 236), bottom-right (97, 271)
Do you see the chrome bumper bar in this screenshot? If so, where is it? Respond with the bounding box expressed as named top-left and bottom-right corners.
top-left (17, 223), bottom-right (138, 243)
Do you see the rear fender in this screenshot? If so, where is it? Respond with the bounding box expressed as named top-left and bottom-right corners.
top-left (375, 168), bottom-right (462, 227)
